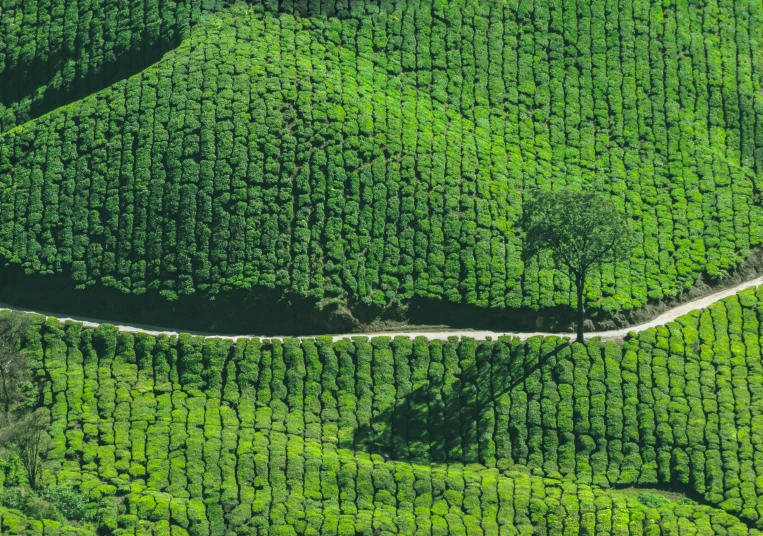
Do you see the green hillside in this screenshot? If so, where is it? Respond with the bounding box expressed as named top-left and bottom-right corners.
top-left (7, 0), bottom-right (763, 534)
top-left (2, 0), bottom-right (763, 320)
top-left (0, 286), bottom-right (761, 532)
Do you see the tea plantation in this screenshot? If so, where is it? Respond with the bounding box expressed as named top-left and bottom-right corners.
top-left (0, 286), bottom-right (759, 533)
top-left (5, 0), bottom-right (763, 533)
top-left (2, 0), bottom-right (763, 317)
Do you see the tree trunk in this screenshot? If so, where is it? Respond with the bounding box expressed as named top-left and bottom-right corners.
top-left (1, 372), bottom-right (8, 415)
top-left (576, 275), bottom-right (585, 344)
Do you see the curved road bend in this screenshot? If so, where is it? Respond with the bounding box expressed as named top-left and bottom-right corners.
top-left (2, 275), bottom-right (762, 342)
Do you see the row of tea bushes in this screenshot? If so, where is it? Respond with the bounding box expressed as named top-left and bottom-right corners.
top-left (4, 454), bottom-right (755, 535)
top-left (114, 464), bottom-right (757, 536)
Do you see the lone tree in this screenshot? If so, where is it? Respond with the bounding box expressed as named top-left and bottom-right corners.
top-left (521, 189), bottom-right (631, 343)
top-left (0, 314), bottom-right (33, 424)
top-left (0, 314), bottom-right (47, 489)
top-left (1, 409), bottom-right (50, 489)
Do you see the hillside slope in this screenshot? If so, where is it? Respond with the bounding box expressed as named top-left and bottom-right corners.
top-left (1, 0), bottom-right (763, 322)
top-left (4, 285), bottom-right (763, 531)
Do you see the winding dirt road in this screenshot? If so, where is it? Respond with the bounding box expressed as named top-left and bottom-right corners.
top-left (2, 275), bottom-right (763, 342)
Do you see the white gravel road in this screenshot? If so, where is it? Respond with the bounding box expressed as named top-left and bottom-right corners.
top-left (2, 275), bottom-right (762, 342)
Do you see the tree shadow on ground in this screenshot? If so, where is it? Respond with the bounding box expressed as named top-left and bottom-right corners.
top-left (351, 339), bottom-right (568, 465)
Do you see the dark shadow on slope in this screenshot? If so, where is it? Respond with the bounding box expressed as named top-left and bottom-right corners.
top-left (358, 244), bottom-right (763, 334)
top-left (345, 337), bottom-right (760, 529)
top-left (251, 0), bottom-right (500, 19)
top-left (401, 296), bottom-right (585, 333)
top-left (0, 258), bottom-right (595, 336)
top-left (351, 341), bottom-right (565, 463)
top-left (0, 262), bottom-right (356, 336)
top-left (1, 33), bottom-right (183, 128)
top-left (2, 248), bottom-right (763, 337)
top-left (249, 0), bottom-right (407, 19)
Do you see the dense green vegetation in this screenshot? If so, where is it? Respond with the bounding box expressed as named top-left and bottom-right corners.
top-left (0, 486), bottom-right (96, 534)
top-left (0, 506), bottom-right (95, 535)
top-left (7, 0), bottom-right (763, 533)
top-left (0, 0), bottom-right (215, 130)
top-left (2, 0), bottom-right (763, 318)
top-left (0, 286), bottom-right (762, 532)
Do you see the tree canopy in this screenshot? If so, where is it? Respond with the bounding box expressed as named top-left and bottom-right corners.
top-left (0, 314), bottom-right (33, 423)
top-left (522, 189), bottom-right (631, 341)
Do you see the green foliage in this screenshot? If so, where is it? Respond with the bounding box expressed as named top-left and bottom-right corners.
top-left (38, 486), bottom-right (92, 522)
top-left (0, 312), bottom-right (37, 421)
top-left (522, 189), bottom-right (631, 278)
top-left (1, 0), bottom-right (763, 316)
top-left (0, 485), bottom-right (92, 525)
top-left (637, 492), bottom-right (670, 509)
top-left (0, 504), bottom-right (96, 534)
top-left (9, 287), bottom-right (763, 532)
top-left (521, 188), bottom-right (632, 340)
top-left (0, 487), bottom-right (31, 511)
top-left (5, 0), bottom-right (763, 530)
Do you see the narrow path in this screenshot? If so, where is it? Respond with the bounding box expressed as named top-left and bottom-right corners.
top-left (3, 275), bottom-right (762, 342)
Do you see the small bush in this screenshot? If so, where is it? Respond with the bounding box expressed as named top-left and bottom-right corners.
top-left (0, 487), bottom-right (32, 510)
top-left (39, 485), bottom-right (93, 521)
top-left (0, 485), bottom-right (93, 523)
top-left (637, 492), bottom-right (669, 508)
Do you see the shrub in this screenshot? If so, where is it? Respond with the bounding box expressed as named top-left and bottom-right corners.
top-left (39, 485), bottom-right (92, 522)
